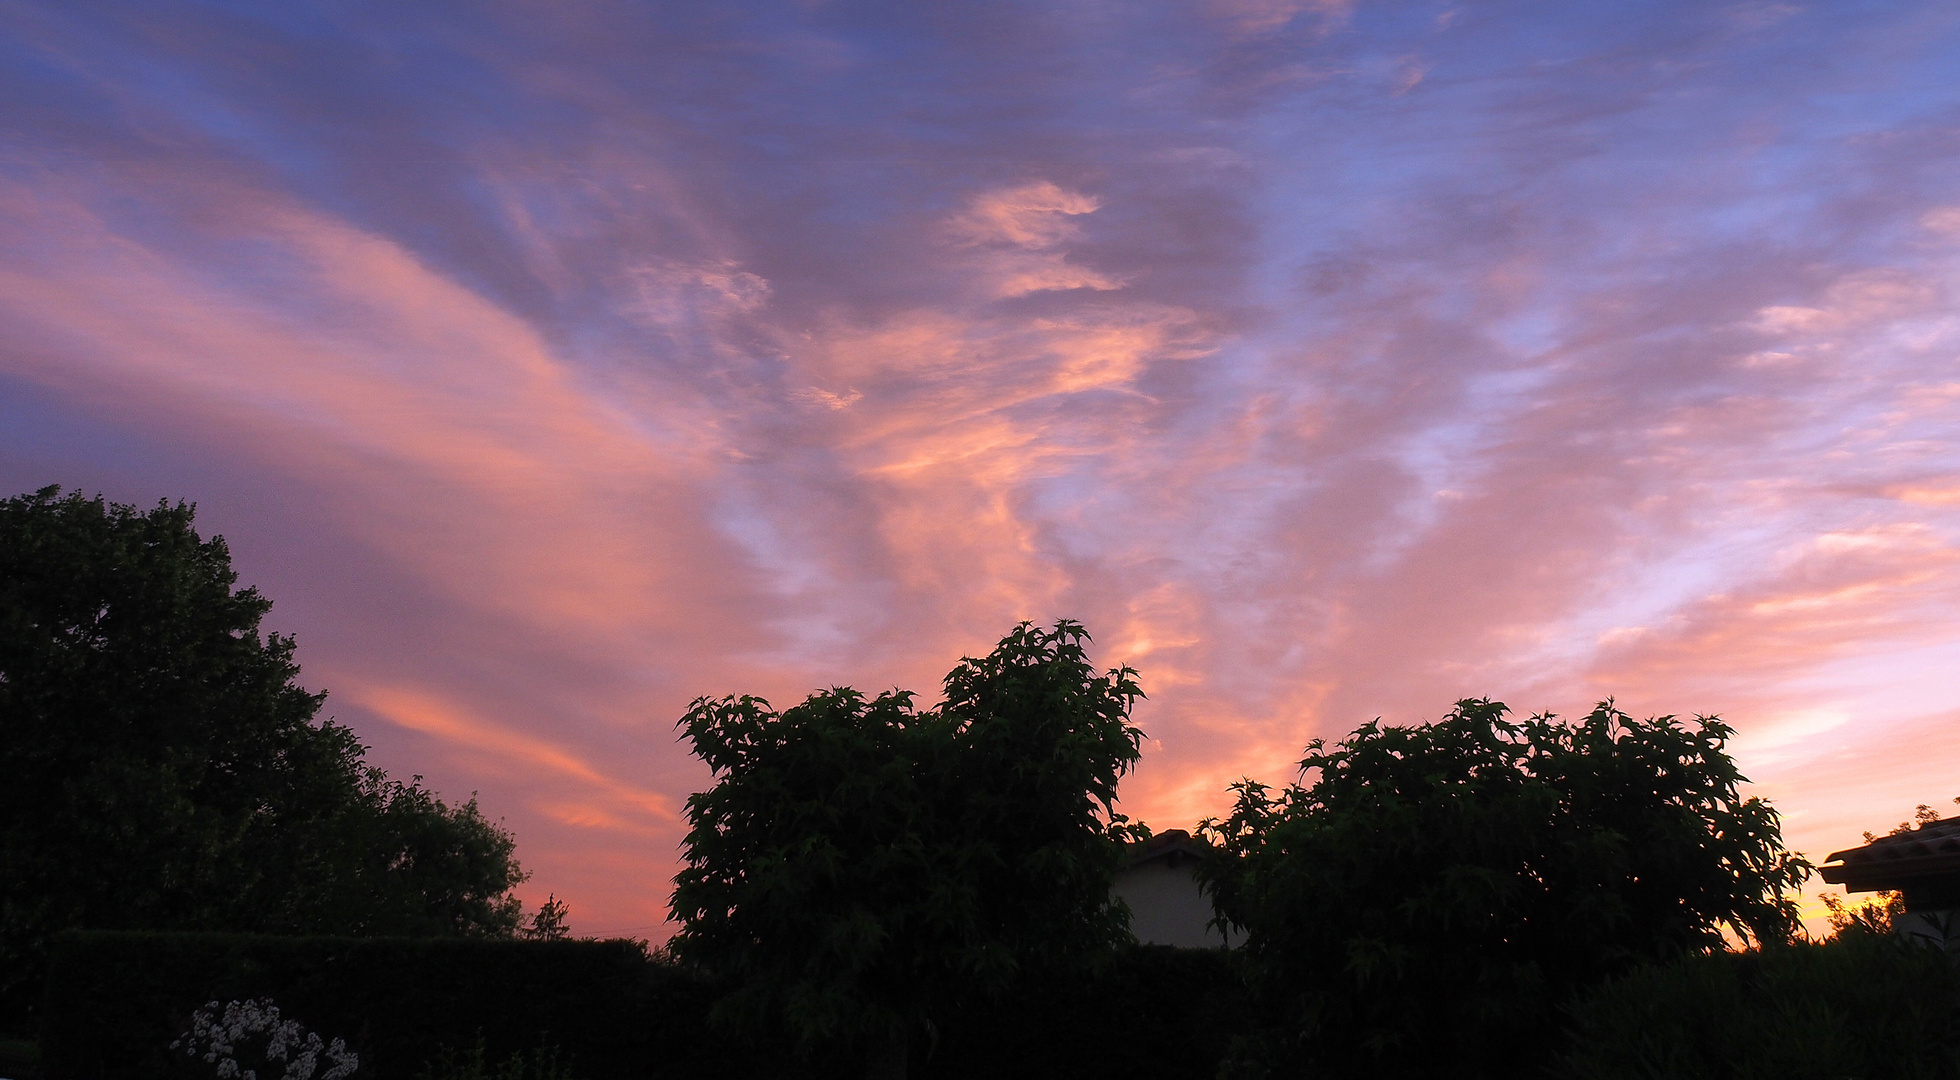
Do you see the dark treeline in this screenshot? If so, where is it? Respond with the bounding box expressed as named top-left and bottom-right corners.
top-left (5, 485), bottom-right (1957, 1080)
top-left (673, 624), bottom-right (1960, 1080)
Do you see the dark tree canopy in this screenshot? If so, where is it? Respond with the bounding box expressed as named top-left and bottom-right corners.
top-left (670, 621), bottom-right (1146, 1079)
top-left (0, 487), bottom-right (525, 1025)
top-left (1199, 698), bottom-right (1810, 1079)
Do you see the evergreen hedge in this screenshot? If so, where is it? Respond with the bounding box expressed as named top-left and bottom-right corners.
top-left (40, 932), bottom-right (1247, 1080)
top-left (54, 928), bottom-right (1960, 1080)
top-left (41, 931), bottom-right (742, 1080)
top-left (933, 944), bottom-right (1246, 1078)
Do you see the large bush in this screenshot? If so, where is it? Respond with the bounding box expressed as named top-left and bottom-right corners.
top-left (671, 621), bottom-right (1148, 1078)
top-left (1200, 698), bottom-right (1810, 1078)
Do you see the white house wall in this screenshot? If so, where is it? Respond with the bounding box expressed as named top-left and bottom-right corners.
top-left (1111, 859), bottom-right (1243, 949)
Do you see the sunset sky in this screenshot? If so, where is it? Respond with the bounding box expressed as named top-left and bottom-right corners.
top-left (4, 0), bottom-right (1959, 937)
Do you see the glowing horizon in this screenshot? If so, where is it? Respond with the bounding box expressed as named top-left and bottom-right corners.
top-left (3, 0), bottom-right (1958, 938)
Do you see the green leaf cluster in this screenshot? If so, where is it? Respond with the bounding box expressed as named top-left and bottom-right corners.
top-left (668, 620), bottom-right (1146, 1073)
top-left (1199, 698), bottom-right (1811, 1078)
top-left (0, 487), bottom-right (527, 1027)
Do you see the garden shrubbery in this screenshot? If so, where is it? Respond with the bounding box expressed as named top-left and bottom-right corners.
top-left (1559, 931), bottom-right (1960, 1079)
top-left (40, 932), bottom-right (734, 1080)
top-left (42, 926), bottom-right (1960, 1080)
top-left (38, 932), bottom-right (1253, 1080)
top-left (1197, 699), bottom-right (1813, 1079)
top-left (929, 944), bottom-right (1248, 1080)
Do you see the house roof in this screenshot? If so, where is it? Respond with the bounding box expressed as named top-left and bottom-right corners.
top-left (1818, 816), bottom-right (1960, 893)
top-left (1121, 828), bottom-right (1213, 869)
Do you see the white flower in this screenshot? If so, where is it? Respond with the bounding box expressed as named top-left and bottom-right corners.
top-left (175, 998), bottom-right (356, 1080)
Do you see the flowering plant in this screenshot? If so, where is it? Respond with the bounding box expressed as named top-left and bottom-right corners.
top-left (172, 998), bottom-right (359, 1080)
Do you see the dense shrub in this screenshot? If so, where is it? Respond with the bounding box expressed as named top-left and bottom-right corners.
top-left (40, 932), bottom-right (741, 1080)
top-left (1559, 933), bottom-right (1960, 1080)
top-left (1201, 699), bottom-right (1808, 1078)
top-left (40, 931), bottom-right (1244, 1080)
top-left (927, 945), bottom-right (1248, 1080)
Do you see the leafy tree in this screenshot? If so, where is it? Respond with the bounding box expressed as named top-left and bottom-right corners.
top-left (1199, 698), bottom-right (1810, 1079)
top-left (670, 621), bottom-right (1146, 1080)
top-left (521, 895), bottom-right (572, 941)
top-left (0, 487), bottom-right (526, 1027)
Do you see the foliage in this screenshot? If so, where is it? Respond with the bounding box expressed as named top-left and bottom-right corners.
top-left (1199, 698), bottom-right (1811, 1079)
top-left (172, 998), bottom-right (358, 1080)
top-left (1822, 890), bottom-right (1906, 939)
top-left (1558, 934), bottom-right (1960, 1080)
top-left (1865, 798), bottom-right (1958, 841)
top-left (42, 931), bottom-right (730, 1080)
top-left (670, 621), bottom-right (1147, 1076)
top-left (928, 944), bottom-right (1250, 1080)
top-left (0, 487), bottom-right (525, 1026)
top-left (43, 929), bottom-right (1257, 1080)
top-left (0, 1036), bottom-right (41, 1079)
top-left (415, 1034), bottom-right (574, 1080)
top-left (519, 897), bottom-right (571, 942)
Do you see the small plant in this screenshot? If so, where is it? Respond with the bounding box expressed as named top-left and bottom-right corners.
top-left (518, 895), bottom-right (571, 941)
top-left (172, 998), bottom-right (358, 1080)
top-left (1822, 890), bottom-right (1905, 938)
top-left (415, 1034), bottom-right (576, 1080)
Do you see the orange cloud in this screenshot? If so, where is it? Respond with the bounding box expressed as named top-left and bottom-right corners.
top-left (948, 182), bottom-right (1127, 298)
top-left (353, 682), bottom-right (679, 826)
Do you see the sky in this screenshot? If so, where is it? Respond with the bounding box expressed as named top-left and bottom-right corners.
top-left (3, 0), bottom-right (1959, 938)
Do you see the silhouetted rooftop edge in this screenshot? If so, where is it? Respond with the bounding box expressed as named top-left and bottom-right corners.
top-left (1122, 829), bottom-right (1213, 869)
top-left (1819, 817), bottom-right (1960, 892)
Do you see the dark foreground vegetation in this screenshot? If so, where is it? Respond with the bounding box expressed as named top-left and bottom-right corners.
top-left (672, 622), bottom-right (1959, 1079)
top-left (1562, 924), bottom-right (1960, 1079)
top-left (1197, 697), bottom-right (1814, 1076)
top-left (0, 488), bottom-right (529, 1037)
top-left (5, 484), bottom-right (1958, 1079)
top-left (29, 918), bottom-right (1958, 1080)
top-left (38, 931), bottom-right (1246, 1080)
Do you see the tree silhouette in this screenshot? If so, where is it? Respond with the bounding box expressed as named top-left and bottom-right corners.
top-left (0, 487), bottom-right (527, 1027)
top-left (1201, 698), bottom-right (1809, 1079)
top-left (670, 621), bottom-right (1146, 1080)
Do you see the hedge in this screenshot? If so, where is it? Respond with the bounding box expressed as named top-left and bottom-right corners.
top-left (40, 932), bottom-right (1249, 1080)
top-left (1558, 933), bottom-right (1960, 1080)
top-left (41, 931), bottom-right (750, 1080)
top-left (931, 945), bottom-right (1247, 1078)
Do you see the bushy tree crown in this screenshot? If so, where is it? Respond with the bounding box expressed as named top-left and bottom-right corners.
top-left (670, 621), bottom-right (1146, 1075)
top-left (1200, 698), bottom-right (1810, 1078)
top-left (0, 487), bottom-right (527, 1025)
